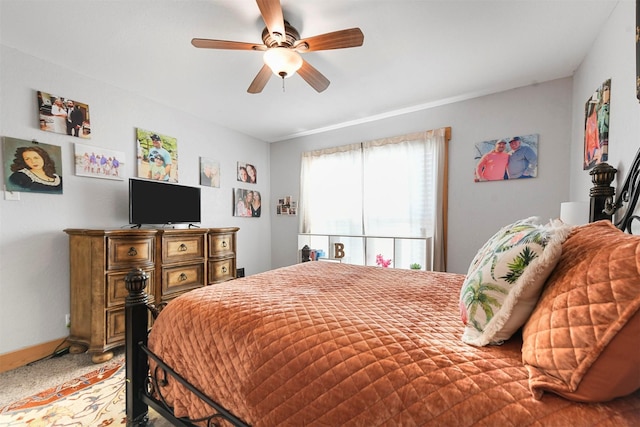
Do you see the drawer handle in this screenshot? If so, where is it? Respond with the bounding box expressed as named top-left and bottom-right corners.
top-left (221, 266), bottom-right (228, 274)
top-left (178, 273), bottom-right (188, 282)
top-left (127, 247), bottom-right (138, 256)
top-left (178, 243), bottom-right (188, 252)
top-left (221, 241), bottom-right (228, 248)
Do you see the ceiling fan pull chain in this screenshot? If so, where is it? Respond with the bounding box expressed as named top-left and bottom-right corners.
top-left (282, 77), bottom-right (285, 92)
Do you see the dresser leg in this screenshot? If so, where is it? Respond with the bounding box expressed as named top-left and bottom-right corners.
top-left (69, 343), bottom-right (87, 354)
top-left (91, 351), bottom-right (114, 364)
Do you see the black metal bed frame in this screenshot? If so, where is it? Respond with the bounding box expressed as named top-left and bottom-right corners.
top-left (124, 149), bottom-right (640, 427)
top-left (124, 271), bottom-right (250, 427)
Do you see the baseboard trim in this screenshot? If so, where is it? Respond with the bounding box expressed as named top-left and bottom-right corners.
top-left (0, 337), bottom-right (69, 373)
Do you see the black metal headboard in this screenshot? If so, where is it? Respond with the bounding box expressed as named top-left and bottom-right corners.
top-left (589, 147), bottom-right (640, 233)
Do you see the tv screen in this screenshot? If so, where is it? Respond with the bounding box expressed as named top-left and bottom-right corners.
top-left (129, 179), bottom-right (201, 226)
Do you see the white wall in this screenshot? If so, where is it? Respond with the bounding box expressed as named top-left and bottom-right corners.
top-left (569, 0), bottom-right (640, 210)
top-left (270, 78), bottom-right (573, 274)
top-left (0, 46), bottom-right (272, 355)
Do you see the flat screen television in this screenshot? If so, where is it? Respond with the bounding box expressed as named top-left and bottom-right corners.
top-left (129, 179), bottom-right (201, 226)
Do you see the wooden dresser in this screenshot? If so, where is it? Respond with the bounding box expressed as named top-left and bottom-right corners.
top-left (64, 227), bottom-right (239, 363)
top-left (208, 227), bottom-right (238, 284)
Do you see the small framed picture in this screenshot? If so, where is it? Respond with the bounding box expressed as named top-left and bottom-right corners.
top-left (277, 196), bottom-right (297, 215)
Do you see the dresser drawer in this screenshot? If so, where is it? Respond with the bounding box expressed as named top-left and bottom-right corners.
top-left (107, 237), bottom-right (155, 269)
top-left (162, 234), bottom-right (206, 263)
top-left (106, 268), bottom-right (155, 308)
top-left (106, 307), bottom-right (152, 345)
top-left (161, 263), bottom-right (205, 296)
top-left (208, 257), bottom-right (236, 283)
top-left (209, 233), bottom-right (235, 257)
top-left (106, 307), bottom-right (125, 345)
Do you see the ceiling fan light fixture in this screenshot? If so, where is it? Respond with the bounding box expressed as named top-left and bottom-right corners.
top-left (263, 47), bottom-right (302, 78)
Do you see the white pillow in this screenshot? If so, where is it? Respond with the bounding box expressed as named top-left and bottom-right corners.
top-left (459, 217), bottom-right (572, 346)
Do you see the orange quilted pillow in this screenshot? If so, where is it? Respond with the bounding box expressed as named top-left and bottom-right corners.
top-left (522, 220), bottom-right (640, 402)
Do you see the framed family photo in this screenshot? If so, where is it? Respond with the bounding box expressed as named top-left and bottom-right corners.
top-left (74, 143), bottom-right (124, 180)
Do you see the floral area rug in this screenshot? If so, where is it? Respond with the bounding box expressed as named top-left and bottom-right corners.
top-left (0, 358), bottom-right (167, 426)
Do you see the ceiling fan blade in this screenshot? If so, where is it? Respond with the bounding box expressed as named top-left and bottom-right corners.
top-left (298, 60), bottom-right (330, 93)
top-left (192, 38), bottom-right (266, 51)
top-left (294, 28), bottom-right (364, 52)
top-left (256, 0), bottom-right (285, 42)
top-left (247, 64), bottom-right (273, 94)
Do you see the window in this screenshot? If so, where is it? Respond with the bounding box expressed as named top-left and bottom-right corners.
top-left (299, 128), bottom-right (449, 270)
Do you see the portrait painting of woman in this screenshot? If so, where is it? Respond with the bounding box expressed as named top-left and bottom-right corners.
top-left (3, 137), bottom-right (63, 194)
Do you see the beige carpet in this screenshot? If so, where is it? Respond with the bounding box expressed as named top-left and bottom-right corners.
top-left (0, 349), bottom-right (171, 426)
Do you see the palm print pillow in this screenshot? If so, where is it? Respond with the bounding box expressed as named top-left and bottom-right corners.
top-left (460, 217), bottom-right (572, 346)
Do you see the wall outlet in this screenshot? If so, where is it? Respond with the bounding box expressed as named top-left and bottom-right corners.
top-left (65, 313), bottom-right (71, 328)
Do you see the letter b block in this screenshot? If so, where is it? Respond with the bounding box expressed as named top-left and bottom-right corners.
top-left (334, 243), bottom-right (345, 259)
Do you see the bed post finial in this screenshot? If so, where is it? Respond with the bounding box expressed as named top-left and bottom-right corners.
top-left (589, 162), bottom-right (617, 222)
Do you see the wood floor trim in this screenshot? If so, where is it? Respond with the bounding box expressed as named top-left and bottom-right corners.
top-left (0, 337), bottom-right (69, 373)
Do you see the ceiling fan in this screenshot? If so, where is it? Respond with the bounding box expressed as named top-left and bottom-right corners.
top-left (191, 0), bottom-right (364, 94)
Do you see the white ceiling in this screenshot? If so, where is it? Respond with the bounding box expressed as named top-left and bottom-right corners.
top-left (0, 0), bottom-right (619, 142)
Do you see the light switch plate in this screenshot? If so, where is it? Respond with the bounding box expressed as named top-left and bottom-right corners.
top-left (4, 191), bottom-right (20, 201)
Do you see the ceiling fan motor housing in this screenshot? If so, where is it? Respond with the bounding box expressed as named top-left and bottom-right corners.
top-left (261, 21), bottom-right (305, 49)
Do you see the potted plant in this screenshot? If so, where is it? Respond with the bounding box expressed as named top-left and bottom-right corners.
top-left (410, 263), bottom-right (421, 270)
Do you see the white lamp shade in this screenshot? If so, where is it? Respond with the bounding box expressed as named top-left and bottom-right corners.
top-left (560, 201), bottom-right (589, 225)
top-left (263, 48), bottom-right (303, 78)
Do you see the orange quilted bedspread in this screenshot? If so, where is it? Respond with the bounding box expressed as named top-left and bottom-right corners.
top-left (148, 262), bottom-right (640, 426)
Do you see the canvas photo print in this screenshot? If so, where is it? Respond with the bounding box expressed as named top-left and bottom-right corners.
top-left (474, 134), bottom-right (538, 182)
top-left (200, 157), bottom-right (220, 188)
top-left (37, 90), bottom-right (90, 138)
top-left (583, 79), bottom-right (610, 170)
top-left (234, 188), bottom-right (262, 217)
top-left (136, 128), bottom-right (178, 183)
top-left (3, 137), bottom-right (63, 194)
top-left (237, 161), bottom-right (257, 184)
top-left (74, 143), bottom-right (124, 180)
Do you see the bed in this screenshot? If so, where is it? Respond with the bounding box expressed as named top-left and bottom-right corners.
top-left (124, 151), bottom-right (640, 426)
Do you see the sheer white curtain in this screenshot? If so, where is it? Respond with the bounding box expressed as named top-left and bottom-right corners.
top-left (299, 143), bottom-right (363, 235)
top-left (299, 129), bottom-right (448, 271)
top-left (362, 132), bottom-right (432, 237)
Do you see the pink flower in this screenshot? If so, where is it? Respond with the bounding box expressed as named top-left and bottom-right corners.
top-left (375, 254), bottom-right (391, 268)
